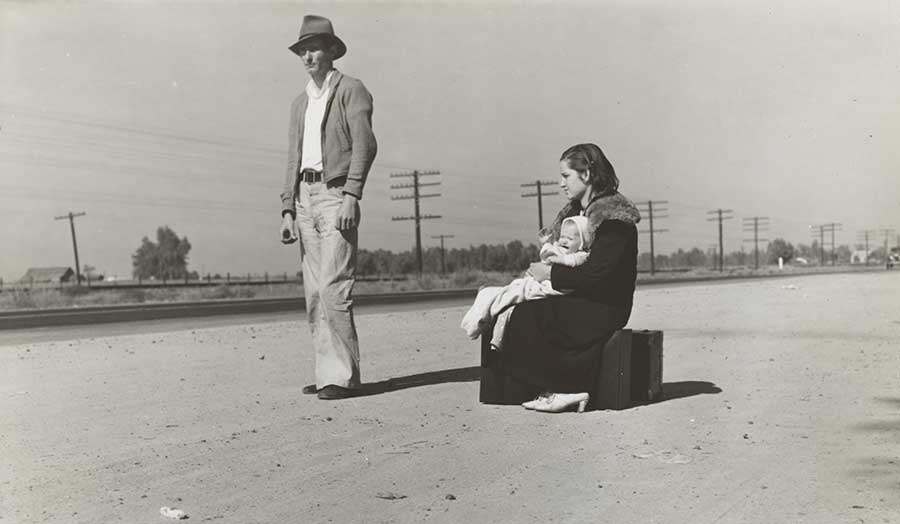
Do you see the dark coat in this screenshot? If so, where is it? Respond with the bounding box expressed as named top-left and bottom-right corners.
top-left (498, 196), bottom-right (639, 395)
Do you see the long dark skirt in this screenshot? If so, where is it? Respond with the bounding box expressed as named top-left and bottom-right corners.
top-left (499, 296), bottom-right (631, 395)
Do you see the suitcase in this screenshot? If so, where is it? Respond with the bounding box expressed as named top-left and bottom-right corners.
top-left (591, 329), bottom-right (632, 410)
top-left (479, 328), bottom-right (664, 410)
top-left (630, 330), bottom-right (664, 403)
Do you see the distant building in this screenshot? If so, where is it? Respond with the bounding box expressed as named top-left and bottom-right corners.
top-left (850, 250), bottom-right (870, 264)
top-left (19, 267), bottom-right (75, 283)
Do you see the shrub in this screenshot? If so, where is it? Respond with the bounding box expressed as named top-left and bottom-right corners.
top-left (200, 285), bottom-right (255, 300)
top-left (416, 275), bottom-right (437, 291)
top-left (61, 285), bottom-right (91, 298)
top-left (451, 269), bottom-right (481, 288)
top-left (12, 289), bottom-right (36, 309)
top-left (120, 288), bottom-right (147, 304)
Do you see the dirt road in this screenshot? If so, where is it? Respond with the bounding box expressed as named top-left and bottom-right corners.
top-left (3, 272), bottom-right (900, 523)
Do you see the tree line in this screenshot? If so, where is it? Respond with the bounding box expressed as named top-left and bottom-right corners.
top-left (129, 226), bottom-right (891, 280)
top-left (357, 241), bottom-right (541, 275)
top-left (643, 239), bottom-right (894, 270)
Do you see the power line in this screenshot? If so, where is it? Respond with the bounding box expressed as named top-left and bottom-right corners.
top-left (520, 179), bottom-right (558, 231)
top-left (391, 170), bottom-right (442, 274)
top-left (706, 209), bottom-right (734, 272)
top-left (0, 131), bottom-right (413, 187)
top-left (0, 185), bottom-right (273, 213)
top-left (54, 211), bottom-right (86, 285)
top-left (1, 105), bottom-right (423, 175)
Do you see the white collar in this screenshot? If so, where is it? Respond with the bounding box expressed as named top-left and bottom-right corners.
top-left (306, 69), bottom-right (337, 100)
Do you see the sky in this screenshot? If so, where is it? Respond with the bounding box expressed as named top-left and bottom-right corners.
top-left (2, 0), bottom-right (899, 281)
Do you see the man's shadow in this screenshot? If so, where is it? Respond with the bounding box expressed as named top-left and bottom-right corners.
top-left (356, 366), bottom-right (481, 397)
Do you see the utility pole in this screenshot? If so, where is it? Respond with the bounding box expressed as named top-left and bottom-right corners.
top-left (741, 216), bottom-right (770, 270)
top-left (391, 170), bottom-right (441, 274)
top-left (430, 234), bottom-right (455, 275)
top-left (706, 209), bottom-right (734, 272)
top-left (820, 223), bottom-right (842, 266)
top-left (707, 244), bottom-right (720, 271)
top-left (54, 211), bottom-right (86, 285)
top-left (809, 225), bottom-right (826, 265)
top-left (520, 179), bottom-right (559, 231)
top-left (857, 229), bottom-right (877, 266)
top-left (636, 200), bottom-right (668, 275)
top-left (880, 228), bottom-right (896, 266)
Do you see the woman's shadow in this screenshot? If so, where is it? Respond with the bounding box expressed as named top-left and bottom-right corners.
top-left (354, 367), bottom-right (721, 405)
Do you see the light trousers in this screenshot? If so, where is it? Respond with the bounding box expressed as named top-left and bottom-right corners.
top-left (295, 181), bottom-right (360, 389)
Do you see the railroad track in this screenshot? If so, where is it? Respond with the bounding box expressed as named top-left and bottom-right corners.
top-left (1, 267), bottom-right (889, 330)
top-left (0, 289), bottom-right (478, 330)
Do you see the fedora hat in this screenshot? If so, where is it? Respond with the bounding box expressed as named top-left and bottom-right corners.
top-left (289, 15), bottom-right (346, 60)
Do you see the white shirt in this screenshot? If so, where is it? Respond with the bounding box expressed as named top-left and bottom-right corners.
top-left (300, 69), bottom-right (336, 172)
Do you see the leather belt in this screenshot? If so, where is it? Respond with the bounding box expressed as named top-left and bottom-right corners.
top-left (300, 169), bottom-right (323, 183)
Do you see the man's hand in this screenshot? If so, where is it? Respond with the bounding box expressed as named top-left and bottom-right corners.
top-left (280, 214), bottom-right (297, 244)
top-left (527, 261), bottom-right (552, 282)
top-left (335, 193), bottom-right (360, 231)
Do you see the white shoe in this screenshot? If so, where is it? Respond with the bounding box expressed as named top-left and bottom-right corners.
top-left (530, 392), bottom-right (590, 413)
top-left (522, 393), bottom-right (551, 410)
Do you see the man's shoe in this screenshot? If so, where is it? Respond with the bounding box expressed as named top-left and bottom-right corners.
top-left (302, 384), bottom-right (317, 395)
top-left (317, 385), bottom-right (357, 400)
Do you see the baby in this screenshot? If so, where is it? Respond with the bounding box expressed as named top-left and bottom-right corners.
top-left (461, 216), bottom-right (592, 349)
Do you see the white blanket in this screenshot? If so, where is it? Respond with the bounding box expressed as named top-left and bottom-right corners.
top-left (460, 276), bottom-right (564, 339)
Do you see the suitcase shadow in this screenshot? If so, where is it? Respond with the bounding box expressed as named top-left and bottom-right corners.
top-left (648, 380), bottom-right (722, 404)
top-left (356, 366), bottom-right (481, 397)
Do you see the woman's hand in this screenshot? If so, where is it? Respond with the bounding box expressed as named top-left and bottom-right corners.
top-left (527, 261), bottom-right (552, 282)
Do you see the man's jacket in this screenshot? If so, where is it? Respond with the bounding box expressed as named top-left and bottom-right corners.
top-left (281, 71), bottom-right (377, 218)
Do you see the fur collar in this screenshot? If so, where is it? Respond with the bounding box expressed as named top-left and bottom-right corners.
top-left (541, 192), bottom-right (641, 242)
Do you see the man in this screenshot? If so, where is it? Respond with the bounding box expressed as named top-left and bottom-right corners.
top-left (280, 15), bottom-right (377, 400)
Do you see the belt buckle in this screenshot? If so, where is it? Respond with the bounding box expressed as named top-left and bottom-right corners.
top-left (301, 169), bottom-right (321, 183)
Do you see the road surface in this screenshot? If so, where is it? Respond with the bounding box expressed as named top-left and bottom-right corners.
top-left (2, 271), bottom-right (900, 523)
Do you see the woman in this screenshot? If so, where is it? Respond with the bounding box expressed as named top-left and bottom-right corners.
top-left (494, 143), bottom-right (640, 413)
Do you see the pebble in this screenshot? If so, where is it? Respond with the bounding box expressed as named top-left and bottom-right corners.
top-left (375, 491), bottom-right (406, 500)
top-left (159, 506), bottom-right (188, 520)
